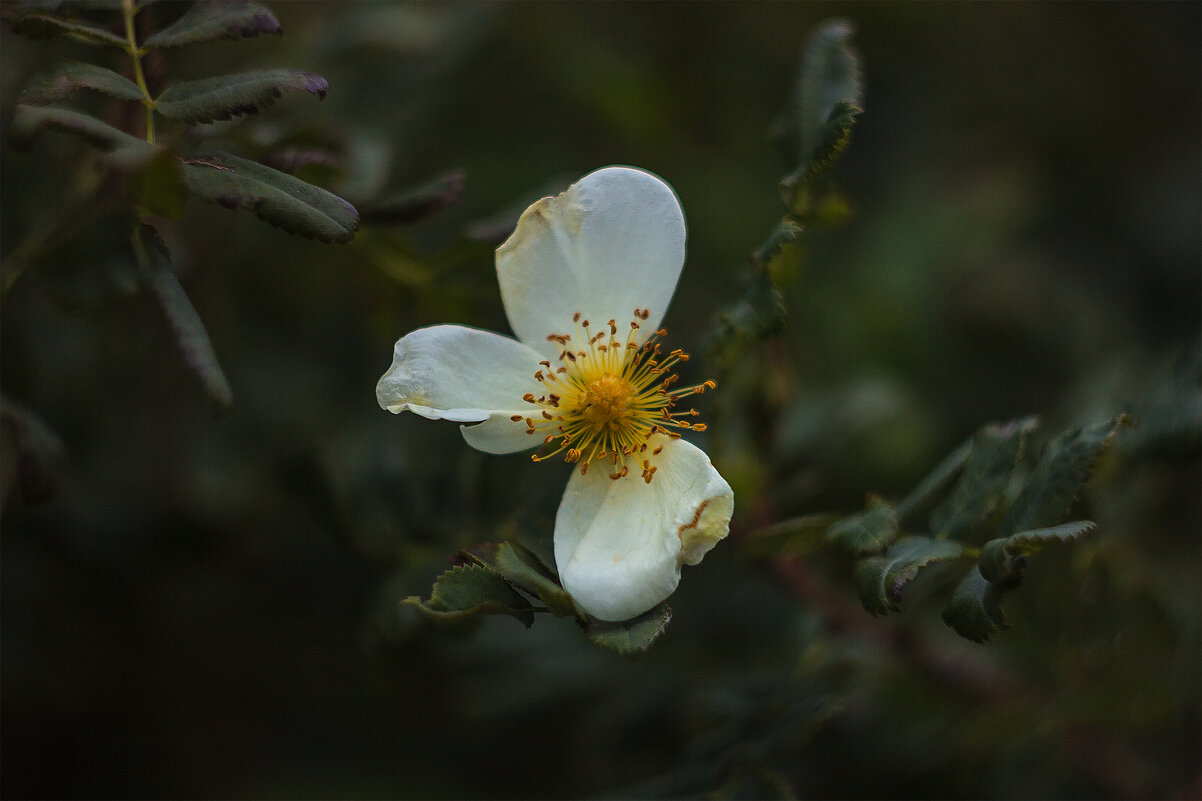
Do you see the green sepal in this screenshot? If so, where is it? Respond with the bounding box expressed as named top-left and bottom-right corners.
top-left (360, 170), bottom-right (466, 224)
top-left (584, 602), bottom-right (672, 655)
top-left (134, 224), bottom-right (233, 410)
top-left (11, 104), bottom-right (148, 152)
top-left (942, 566), bottom-right (1017, 643)
top-left (826, 497), bottom-right (898, 554)
top-left (894, 438), bottom-right (972, 525)
top-left (929, 417), bottom-right (1038, 541)
top-left (18, 62), bottom-right (144, 105)
top-left (466, 541), bottom-right (584, 620)
top-left (854, 536), bottom-right (968, 615)
top-left (402, 565), bottom-right (535, 627)
top-left (181, 151), bottom-right (359, 243)
top-left (11, 12), bottom-right (128, 48)
top-left (977, 520), bottom-right (1097, 583)
top-left (143, 0), bottom-right (281, 49)
top-left (999, 415), bottom-right (1129, 535)
top-left (155, 70), bottom-right (329, 125)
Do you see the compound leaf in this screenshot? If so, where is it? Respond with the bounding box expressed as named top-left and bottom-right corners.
top-left (585, 602), bottom-right (672, 654)
top-left (18, 62), bottom-right (144, 105)
top-left (999, 415), bottom-right (1128, 535)
top-left (402, 565), bottom-right (534, 627)
top-left (854, 536), bottom-right (968, 615)
top-left (155, 70), bottom-right (329, 125)
top-left (143, 0), bottom-right (281, 48)
top-left (181, 150), bottom-right (358, 243)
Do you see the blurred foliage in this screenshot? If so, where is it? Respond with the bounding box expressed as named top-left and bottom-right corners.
top-left (2, 2), bottom-right (1199, 799)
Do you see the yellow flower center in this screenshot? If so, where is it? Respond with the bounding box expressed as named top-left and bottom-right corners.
top-left (513, 308), bottom-right (715, 483)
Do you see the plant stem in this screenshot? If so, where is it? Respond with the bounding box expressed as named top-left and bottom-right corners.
top-left (121, 0), bottom-right (154, 145)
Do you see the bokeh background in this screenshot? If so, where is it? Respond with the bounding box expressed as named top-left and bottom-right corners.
top-left (2, 2), bottom-right (1199, 798)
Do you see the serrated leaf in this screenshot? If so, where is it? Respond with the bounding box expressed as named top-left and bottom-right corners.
top-left (403, 565), bottom-right (534, 626)
top-left (854, 536), bottom-right (968, 615)
top-left (18, 62), bottom-right (144, 105)
top-left (826, 498), bottom-right (898, 554)
top-left (143, 0), bottom-right (280, 48)
top-left (705, 269), bottom-right (785, 363)
top-left (155, 70), bottom-right (329, 125)
top-left (929, 417), bottom-right (1038, 541)
top-left (794, 19), bottom-right (862, 171)
top-left (942, 566), bottom-right (1017, 643)
top-left (895, 438), bottom-right (972, 525)
top-left (978, 520), bottom-right (1097, 583)
top-left (134, 225), bottom-right (233, 409)
top-left (999, 415), bottom-right (1129, 536)
top-left (11, 104), bottom-right (149, 152)
top-left (585, 602), bottom-right (672, 654)
top-left (181, 151), bottom-right (358, 243)
top-left (780, 100), bottom-right (863, 212)
top-left (361, 170), bottom-right (466, 224)
top-left (11, 12), bottom-right (127, 48)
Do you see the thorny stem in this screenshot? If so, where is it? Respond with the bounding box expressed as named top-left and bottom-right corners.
top-left (121, 0), bottom-right (154, 145)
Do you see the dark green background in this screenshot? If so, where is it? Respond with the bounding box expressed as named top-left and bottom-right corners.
top-left (2, 2), bottom-right (1198, 798)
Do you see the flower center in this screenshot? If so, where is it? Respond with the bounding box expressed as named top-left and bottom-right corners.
top-left (512, 308), bottom-right (715, 483)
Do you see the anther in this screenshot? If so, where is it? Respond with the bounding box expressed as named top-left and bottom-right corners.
top-left (523, 393), bottom-right (536, 403)
top-left (510, 414), bottom-right (523, 422)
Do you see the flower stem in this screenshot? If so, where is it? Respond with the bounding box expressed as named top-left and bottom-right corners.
top-left (121, 0), bottom-right (154, 145)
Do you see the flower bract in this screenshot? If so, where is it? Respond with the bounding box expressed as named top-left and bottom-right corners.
top-left (377, 166), bottom-right (733, 622)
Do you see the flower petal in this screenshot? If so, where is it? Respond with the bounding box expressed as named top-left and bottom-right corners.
top-left (496, 166), bottom-right (686, 358)
top-left (376, 324), bottom-right (543, 454)
top-left (553, 438), bottom-right (733, 621)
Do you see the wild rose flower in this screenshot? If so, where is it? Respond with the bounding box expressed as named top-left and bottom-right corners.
top-left (377, 166), bottom-right (733, 621)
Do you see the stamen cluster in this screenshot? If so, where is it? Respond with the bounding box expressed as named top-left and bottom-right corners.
top-left (511, 309), bottom-right (715, 483)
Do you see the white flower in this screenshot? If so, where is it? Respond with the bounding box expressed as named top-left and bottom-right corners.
top-left (376, 166), bottom-right (733, 622)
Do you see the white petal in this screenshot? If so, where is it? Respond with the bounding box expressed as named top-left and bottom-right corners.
top-left (553, 438), bottom-right (733, 621)
top-left (375, 324), bottom-right (543, 454)
top-left (496, 166), bottom-right (686, 358)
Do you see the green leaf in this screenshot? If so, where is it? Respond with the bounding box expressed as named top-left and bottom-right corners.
top-left (402, 565), bottom-right (534, 626)
top-left (585, 602), bottom-right (672, 654)
top-left (155, 70), bottom-right (329, 125)
top-left (0, 395), bottom-right (66, 508)
top-left (999, 415), bottom-right (1129, 535)
top-left (705, 269), bottom-right (785, 363)
top-left (181, 151), bottom-right (359, 243)
top-left (929, 417), bottom-right (1038, 540)
top-left (143, 0), bottom-right (281, 48)
top-left (826, 497), bottom-right (897, 554)
top-left (942, 566), bottom-right (1023, 643)
top-left (11, 12), bottom-right (128, 48)
top-left (11, 104), bottom-right (148, 152)
top-left (18, 62), bottom-right (144, 105)
top-left (476, 542), bottom-right (583, 619)
top-left (895, 438), bottom-right (972, 525)
top-left (780, 100), bottom-right (863, 212)
top-left (361, 170), bottom-right (466, 224)
top-left (134, 225), bottom-right (233, 409)
top-left (794, 19), bottom-right (862, 171)
top-left (978, 520), bottom-right (1097, 583)
top-left (854, 536), bottom-right (968, 615)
